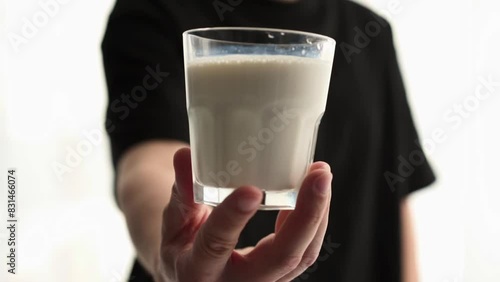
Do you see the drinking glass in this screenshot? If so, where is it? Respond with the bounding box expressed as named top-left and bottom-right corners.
top-left (183, 27), bottom-right (335, 209)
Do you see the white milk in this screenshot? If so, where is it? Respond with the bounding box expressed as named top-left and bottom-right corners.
top-left (186, 55), bottom-right (332, 192)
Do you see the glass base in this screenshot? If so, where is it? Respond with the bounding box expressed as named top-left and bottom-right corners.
top-left (194, 181), bottom-right (297, 210)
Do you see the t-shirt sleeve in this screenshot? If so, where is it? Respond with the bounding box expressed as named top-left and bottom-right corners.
top-left (382, 24), bottom-right (436, 198)
top-left (101, 0), bottom-right (189, 169)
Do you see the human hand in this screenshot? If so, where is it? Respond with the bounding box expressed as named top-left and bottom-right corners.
top-left (154, 148), bottom-right (332, 282)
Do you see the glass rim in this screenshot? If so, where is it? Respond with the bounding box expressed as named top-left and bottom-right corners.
top-left (183, 26), bottom-right (336, 45)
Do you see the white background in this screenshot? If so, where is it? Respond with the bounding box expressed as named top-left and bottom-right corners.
top-left (1, 0), bottom-right (499, 281)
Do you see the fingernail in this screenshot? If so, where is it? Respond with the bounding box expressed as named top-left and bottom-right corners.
top-left (320, 164), bottom-right (331, 172)
top-left (314, 172), bottom-right (332, 196)
top-left (238, 195), bottom-right (261, 212)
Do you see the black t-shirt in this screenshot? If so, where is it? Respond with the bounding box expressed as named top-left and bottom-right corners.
top-left (102, 0), bottom-right (435, 281)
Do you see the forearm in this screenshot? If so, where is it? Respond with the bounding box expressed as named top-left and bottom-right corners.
top-left (116, 140), bottom-right (188, 274)
top-left (401, 197), bottom-right (419, 282)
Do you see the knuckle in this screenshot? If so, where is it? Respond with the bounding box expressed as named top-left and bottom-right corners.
top-left (279, 255), bottom-right (302, 272)
top-left (301, 254), bottom-right (319, 268)
top-left (199, 230), bottom-right (234, 259)
top-left (300, 209), bottom-right (323, 226)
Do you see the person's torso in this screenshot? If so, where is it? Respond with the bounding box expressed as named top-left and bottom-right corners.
top-left (155, 1), bottom-right (402, 281)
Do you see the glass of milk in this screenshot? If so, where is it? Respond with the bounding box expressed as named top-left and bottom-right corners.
top-left (183, 27), bottom-right (335, 210)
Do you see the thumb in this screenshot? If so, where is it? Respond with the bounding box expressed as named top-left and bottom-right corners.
top-left (172, 147), bottom-right (196, 210)
top-left (162, 148), bottom-right (209, 245)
